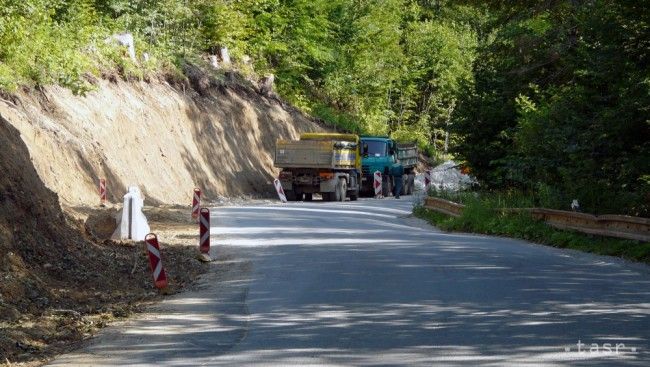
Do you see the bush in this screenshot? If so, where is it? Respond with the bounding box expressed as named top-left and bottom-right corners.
top-left (414, 193), bottom-right (650, 263)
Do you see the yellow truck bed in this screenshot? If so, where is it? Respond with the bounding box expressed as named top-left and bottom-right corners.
top-left (275, 139), bottom-right (357, 169)
top-left (275, 134), bottom-right (360, 169)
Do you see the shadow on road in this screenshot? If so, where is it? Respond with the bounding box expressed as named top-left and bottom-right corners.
top-left (49, 200), bottom-right (650, 366)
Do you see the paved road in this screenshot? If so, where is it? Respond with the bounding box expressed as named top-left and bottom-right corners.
top-left (50, 198), bottom-right (650, 366)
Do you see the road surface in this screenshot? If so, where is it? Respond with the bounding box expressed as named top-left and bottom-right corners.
top-left (49, 198), bottom-right (650, 366)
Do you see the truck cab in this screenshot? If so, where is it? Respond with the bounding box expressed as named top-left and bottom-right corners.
top-left (360, 136), bottom-right (418, 197)
top-left (360, 136), bottom-right (398, 196)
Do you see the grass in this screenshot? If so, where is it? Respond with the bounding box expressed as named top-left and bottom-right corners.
top-left (413, 193), bottom-right (650, 264)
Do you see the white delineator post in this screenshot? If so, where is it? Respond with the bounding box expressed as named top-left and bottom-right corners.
top-left (99, 178), bottom-right (107, 206)
top-left (274, 179), bottom-right (287, 203)
top-left (220, 47), bottom-right (231, 64)
top-left (374, 171), bottom-right (383, 198)
top-left (191, 188), bottom-right (201, 220)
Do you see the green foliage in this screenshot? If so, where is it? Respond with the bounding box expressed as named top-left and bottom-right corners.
top-left (413, 199), bottom-right (650, 264)
top-left (0, 0), bottom-right (101, 93)
top-left (0, 0), bottom-right (646, 217)
top-left (452, 0), bottom-right (649, 216)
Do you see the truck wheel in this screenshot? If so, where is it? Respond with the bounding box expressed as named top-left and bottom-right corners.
top-left (349, 189), bottom-right (359, 201)
top-left (382, 175), bottom-right (392, 197)
top-left (285, 190), bottom-right (296, 201)
top-left (336, 178), bottom-right (347, 202)
top-left (304, 193), bottom-right (313, 201)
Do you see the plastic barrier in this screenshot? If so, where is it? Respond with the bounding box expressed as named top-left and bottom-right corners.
top-left (111, 186), bottom-right (150, 241)
top-left (273, 179), bottom-right (287, 203)
top-left (199, 208), bottom-right (210, 254)
top-left (374, 171), bottom-right (383, 198)
top-left (192, 188), bottom-right (201, 220)
top-left (145, 233), bottom-right (168, 290)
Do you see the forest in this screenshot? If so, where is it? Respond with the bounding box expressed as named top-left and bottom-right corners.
top-left (0, 0), bottom-right (648, 216)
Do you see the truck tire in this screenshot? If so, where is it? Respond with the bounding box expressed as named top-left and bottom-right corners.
top-left (382, 175), bottom-right (392, 197)
top-left (304, 193), bottom-right (313, 201)
top-left (285, 190), bottom-right (297, 201)
top-left (349, 188), bottom-right (359, 201)
top-left (404, 176), bottom-right (410, 195)
top-left (335, 178), bottom-right (347, 202)
top-left (410, 174), bottom-right (416, 194)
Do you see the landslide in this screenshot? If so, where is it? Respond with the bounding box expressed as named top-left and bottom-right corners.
top-left (0, 66), bottom-right (325, 364)
top-left (0, 66), bottom-right (323, 207)
top-left (0, 114), bottom-right (205, 364)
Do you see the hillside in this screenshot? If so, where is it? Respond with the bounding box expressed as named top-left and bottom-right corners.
top-left (0, 67), bottom-right (325, 364)
top-left (0, 68), bottom-right (322, 207)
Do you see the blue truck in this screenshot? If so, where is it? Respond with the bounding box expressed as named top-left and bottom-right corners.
top-left (360, 136), bottom-right (417, 197)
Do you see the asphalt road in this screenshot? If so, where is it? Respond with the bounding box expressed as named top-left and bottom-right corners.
top-left (49, 198), bottom-right (650, 366)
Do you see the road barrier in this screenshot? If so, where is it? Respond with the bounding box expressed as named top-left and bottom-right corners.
top-left (112, 186), bottom-right (150, 241)
top-left (199, 208), bottom-right (210, 254)
top-left (145, 233), bottom-right (168, 290)
top-left (273, 178), bottom-right (287, 203)
top-left (99, 178), bottom-right (107, 206)
top-left (192, 188), bottom-right (201, 220)
top-left (423, 196), bottom-right (464, 217)
top-left (423, 197), bottom-right (650, 242)
top-left (527, 209), bottom-right (650, 242)
top-left (374, 171), bottom-right (383, 198)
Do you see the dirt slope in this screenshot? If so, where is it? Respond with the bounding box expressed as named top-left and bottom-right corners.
top-left (0, 68), bottom-right (323, 207)
top-left (0, 68), bottom-right (326, 364)
top-left (0, 115), bottom-right (203, 361)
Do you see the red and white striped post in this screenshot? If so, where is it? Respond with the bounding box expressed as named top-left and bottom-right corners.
top-left (145, 233), bottom-right (168, 290)
top-left (199, 208), bottom-right (210, 254)
top-left (273, 178), bottom-right (287, 203)
top-left (373, 171), bottom-right (383, 198)
top-left (191, 188), bottom-right (201, 220)
top-left (99, 178), bottom-right (107, 206)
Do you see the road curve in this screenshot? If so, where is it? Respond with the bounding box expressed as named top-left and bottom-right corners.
top-left (49, 198), bottom-right (650, 366)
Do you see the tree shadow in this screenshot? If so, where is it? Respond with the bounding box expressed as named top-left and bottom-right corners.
top-left (180, 77), bottom-right (322, 200)
top-left (47, 201), bottom-right (650, 366)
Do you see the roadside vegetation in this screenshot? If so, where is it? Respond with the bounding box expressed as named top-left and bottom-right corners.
top-left (1, 0), bottom-right (647, 215)
top-left (413, 190), bottom-right (650, 264)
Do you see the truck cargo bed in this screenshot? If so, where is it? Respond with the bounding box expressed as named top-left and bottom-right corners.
top-left (396, 142), bottom-right (418, 168)
top-left (275, 140), bottom-right (357, 169)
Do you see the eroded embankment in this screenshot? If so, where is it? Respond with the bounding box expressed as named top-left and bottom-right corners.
top-left (0, 69), bottom-right (324, 364)
top-left (0, 69), bottom-right (323, 207)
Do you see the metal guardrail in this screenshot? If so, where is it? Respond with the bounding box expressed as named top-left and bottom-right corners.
top-left (423, 197), bottom-right (650, 242)
top-left (423, 197), bottom-right (465, 218)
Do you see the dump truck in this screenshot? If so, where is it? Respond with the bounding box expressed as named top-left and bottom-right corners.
top-left (274, 133), bottom-right (361, 201)
top-left (360, 136), bottom-right (418, 196)
top-left (396, 141), bottom-right (418, 195)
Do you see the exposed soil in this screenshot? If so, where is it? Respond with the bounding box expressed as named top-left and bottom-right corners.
top-left (0, 66), bottom-right (327, 365)
top-left (0, 66), bottom-right (324, 207)
top-left (0, 121), bottom-right (207, 364)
